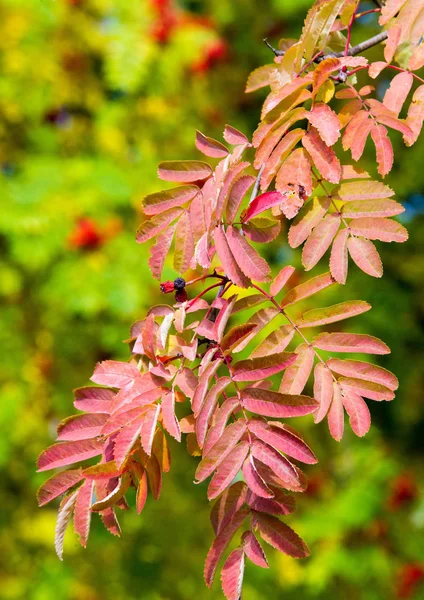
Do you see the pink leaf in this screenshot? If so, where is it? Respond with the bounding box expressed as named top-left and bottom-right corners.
top-left (350, 116), bottom-right (374, 161)
top-left (210, 481), bottom-right (248, 535)
top-left (384, 24), bottom-right (402, 63)
top-left (242, 217), bottom-right (281, 243)
top-left (37, 469), bottom-right (83, 507)
top-left (250, 324), bottom-right (295, 359)
top-left (73, 386), bottom-right (114, 414)
top-left (203, 397), bottom-right (240, 456)
top-left (276, 148), bottom-right (313, 199)
top-left (226, 225), bottom-right (270, 281)
top-left (37, 439), bottom-right (103, 472)
top-left (158, 160), bottom-right (212, 182)
top-left (242, 455), bottom-right (274, 498)
top-left (241, 387), bottom-right (318, 418)
top-left (204, 507), bottom-right (250, 587)
top-left (196, 377), bottom-right (232, 448)
top-left (140, 405), bottom-right (161, 456)
top-left (369, 61), bottom-right (388, 79)
top-left (252, 512), bottom-right (309, 558)
top-left (279, 344), bottom-right (315, 395)
top-left (326, 358), bottom-right (398, 390)
top-left (330, 228), bottom-right (349, 284)
top-left (249, 419), bottom-right (317, 464)
top-left (226, 175), bottom-right (256, 223)
top-left (404, 85), bottom-right (424, 146)
top-left (342, 199), bottom-right (404, 219)
top-left (232, 352), bottom-right (297, 382)
top-left (302, 127), bottom-right (342, 184)
top-left (379, 0), bottom-right (408, 25)
top-left (113, 414), bottom-right (145, 467)
top-left (195, 130), bottom-right (229, 158)
top-left (221, 548), bottom-right (245, 600)
top-left (339, 377), bottom-right (395, 401)
top-left (341, 390), bottom-right (371, 437)
top-left (55, 491), bottom-right (78, 560)
top-left (192, 360), bottom-right (225, 417)
top-left (288, 196), bottom-right (330, 248)
top-left (215, 162), bottom-right (250, 221)
top-left (328, 383), bottom-right (344, 441)
top-left (143, 185), bottom-right (200, 216)
top-left (242, 531), bottom-right (269, 568)
top-left (74, 479), bottom-right (94, 547)
top-left (243, 190), bottom-right (286, 223)
top-left (297, 300), bottom-right (371, 328)
top-left (371, 124), bottom-right (394, 177)
top-left (313, 362), bottom-right (334, 423)
top-left (260, 128), bottom-right (306, 191)
top-left (208, 442), bottom-right (249, 500)
top-left (161, 390), bottom-right (181, 442)
top-left (195, 420), bottom-right (247, 483)
top-left (281, 272), bottom-right (335, 308)
top-left (270, 266), bottom-right (295, 296)
top-left (83, 461), bottom-right (122, 480)
top-left (334, 180), bottom-right (394, 201)
top-left (348, 217), bottom-right (408, 243)
top-left (307, 103), bottom-right (341, 146)
top-left (224, 124), bottom-right (249, 145)
top-left (57, 414), bottom-right (107, 442)
top-left (221, 324), bottom-right (258, 354)
top-left (213, 225), bottom-right (250, 288)
top-left (149, 224), bottom-right (176, 279)
top-left (302, 213), bottom-right (340, 271)
top-left (343, 110), bottom-right (369, 150)
top-left (383, 72), bottom-right (413, 116)
top-left (347, 236), bottom-right (383, 278)
top-left (91, 361), bottom-right (140, 388)
top-left (251, 440), bottom-right (300, 491)
top-left (313, 332), bottom-right (390, 354)
top-left (246, 488), bottom-right (296, 516)
top-left (136, 207), bottom-right (184, 243)
top-left (90, 475), bottom-right (131, 512)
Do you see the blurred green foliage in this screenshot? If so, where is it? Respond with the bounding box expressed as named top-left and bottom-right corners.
top-left (0, 1), bottom-right (423, 599)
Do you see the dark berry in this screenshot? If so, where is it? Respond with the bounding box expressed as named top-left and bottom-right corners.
top-left (173, 277), bottom-right (186, 290)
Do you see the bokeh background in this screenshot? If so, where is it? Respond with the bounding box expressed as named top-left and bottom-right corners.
top-left (0, 0), bottom-right (423, 599)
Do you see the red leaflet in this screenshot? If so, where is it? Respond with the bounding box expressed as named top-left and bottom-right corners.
top-left (250, 439), bottom-right (300, 490)
top-left (312, 57), bottom-right (341, 93)
top-left (37, 469), bottom-right (83, 507)
top-left (196, 377), bottom-right (232, 448)
top-left (243, 190), bottom-right (286, 223)
top-left (226, 225), bottom-right (270, 281)
top-left (249, 419), bottom-right (317, 464)
top-left (195, 419), bottom-right (247, 483)
top-left (242, 387), bottom-right (318, 418)
top-left (313, 362), bottom-right (334, 424)
top-left (351, 116), bottom-right (374, 162)
top-left (279, 344), bottom-right (314, 395)
top-left (341, 390), bottom-right (371, 437)
top-left (262, 75), bottom-right (313, 115)
top-left (371, 124), bottom-right (394, 177)
top-left (136, 207), bottom-right (184, 243)
top-left (260, 128), bottom-right (306, 191)
top-left (313, 332), bottom-right (390, 354)
top-left (173, 212), bottom-right (194, 274)
top-left (149, 225), bottom-right (176, 280)
top-left (83, 461), bottom-right (122, 480)
top-left (220, 547), bottom-right (245, 600)
top-left (288, 196), bottom-right (330, 248)
top-left (348, 217), bottom-right (408, 243)
top-left (203, 396), bottom-right (240, 456)
top-left (281, 272), bottom-right (335, 308)
top-left (157, 160), bottom-right (212, 182)
top-left (297, 300), bottom-right (371, 328)
top-left (161, 390), bottom-right (181, 442)
top-left (252, 512), bottom-right (309, 558)
top-left (242, 217), bottom-right (281, 243)
top-left (339, 377), bottom-right (395, 401)
top-left (347, 236), bottom-right (383, 278)
top-left (191, 361), bottom-right (224, 417)
top-left (270, 265), bottom-right (295, 297)
top-left (221, 324), bottom-right (258, 353)
top-left (213, 225), bottom-right (250, 288)
top-left (343, 110), bottom-right (369, 150)
top-left (195, 130), bottom-right (229, 158)
top-left (327, 358), bottom-right (398, 390)
top-left (145, 454), bottom-right (162, 500)
top-left (210, 481), bottom-right (248, 535)
top-left (247, 488), bottom-right (296, 516)
top-left (91, 360), bottom-right (140, 388)
top-left (302, 127), bottom-right (342, 184)
top-left (226, 175), bottom-right (255, 223)
top-left (215, 161), bottom-right (250, 221)
top-left (74, 479), bottom-right (94, 548)
top-left (37, 439), bottom-right (103, 472)
top-left (384, 24), bottom-right (402, 63)
top-left (242, 531), bottom-right (269, 568)
top-left (330, 228), bottom-right (349, 284)
top-left (307, 103), bottom-right (341, 146)
top-left (383, 72), bottom-right (413, 117)
top-left (142, 185), bottom-right (200, 216)
top-left (55, 491), bottom-right (78, 560)
top-left (90, 475), bottom-right (131, 512)
top-left (140, 405), bottom-right (161, 455)
top-left (405, 85), bottom-right (424, 146)
top-left (113, 414), bottom-right (145, 467)
top-left (73, 386), bottom-right (114, 414)
top-left (204, 507), bottom-right (250, 587)
top-left (208, 441), bottom-right (249, 500)
top-left (232, 352), bottom-right (297, 381)
top-left (334, 180), bottom-right (394, 201)
top-left (224, 124), bottom-right (249, 145)
top-left (242, 455), bottom-right (274, 498)
top-left (57, 414), bottom-right (107, 442)
top-left (369, 61), bottom-right (387, 79)
top-left (302, 213), bottom-right (340, 271)
top-left (328, 383), bottom-right (344, 441)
